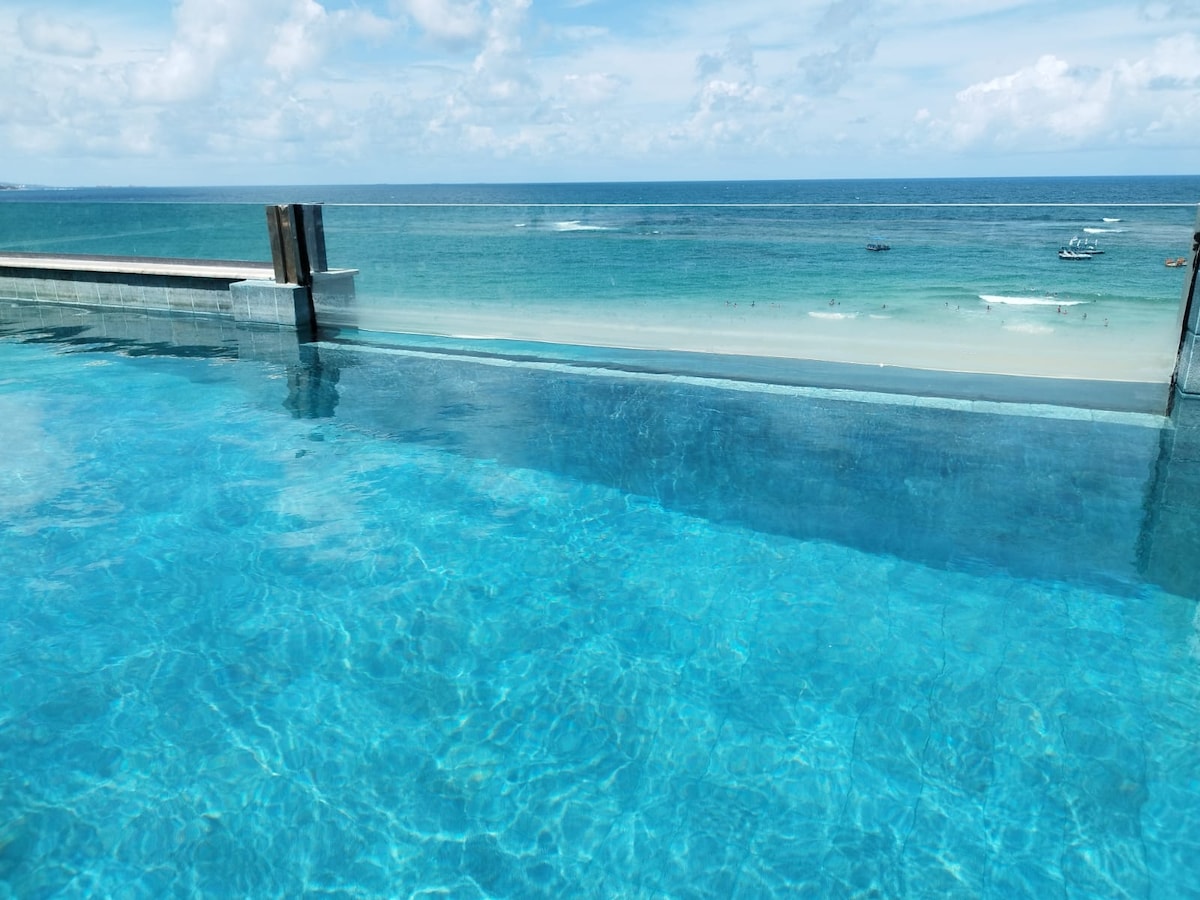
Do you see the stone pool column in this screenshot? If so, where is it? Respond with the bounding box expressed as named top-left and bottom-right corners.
top-left (230, 203), bottom-right (356, 331)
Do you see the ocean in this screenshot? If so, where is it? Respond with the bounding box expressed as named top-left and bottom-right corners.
top-left (1, 175), bottom-right (1198, 380)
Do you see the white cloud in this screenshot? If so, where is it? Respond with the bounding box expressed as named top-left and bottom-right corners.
top-left (18, 11), bottom-right (99, 58)
top-left (949, 55), bottom-right (1109, 145)
top-left (0, 0), bottom-right (1195, 183)
top-left (661, 34), bottom-right (815, 156)
top-left (262, 3), bottom-right (393, 79)
top-left (559, 72), bottom-right (626, 107)
top-left (419, 0), bottom-right (544, 155)
top-left (813, 0), bottom-right (879, 37)
top-left (925, 35), bottom-right (1200, 153)
top-left (697, 34), bottom-right (756, 82)
top-left (679, 79), bottom-right (770, 143)
top-left (130, 0), bottom-right (266, 103)
top-left (266, 0), bottom-right (331, 78)
top-left (1113, 33), bottom-right (1200, 89)
top-left (1139, 0), bottom-right (1200, 20)
top-left (395, 0), bottom-right (485, 49)
top-left (470, 0), bottom-right (533, 96)
top-left (798, 36), bottom-right (879, 96)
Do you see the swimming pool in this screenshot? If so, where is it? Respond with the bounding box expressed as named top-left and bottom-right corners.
top-left (2, 304), bottom-right (1199, 897)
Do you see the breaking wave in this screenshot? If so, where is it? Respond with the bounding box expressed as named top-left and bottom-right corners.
top-left (553, 220), bottom-right (614, 232)
top-left (1004, 323), bottom-right (1055, 334)
top-left (979, 295), bottom-right (1088, 307)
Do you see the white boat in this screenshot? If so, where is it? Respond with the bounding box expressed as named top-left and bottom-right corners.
top-left (1064, 236), bottom-right (1103, 255)
top-left (1058, 249), bottom-right (1093, 260)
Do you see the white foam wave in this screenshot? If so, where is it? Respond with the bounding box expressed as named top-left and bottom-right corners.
top-left (553, 220), bottom-right (612, 232)
top-left (808, 311), bottom-right (858, 320)
top-left (1004, 323), bottom-right (1054, 334)
top-left (1102, 217), bottom-right (1121, 223)
top-left (1083, 227), bottom-right (1121, 234)
top-left (979, 294), bottom-right (1087, 307)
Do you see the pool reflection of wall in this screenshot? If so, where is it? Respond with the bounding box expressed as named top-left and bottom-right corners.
top-left (0, 299), bottom-right (331, 383)
top-left (1155, 207), bottom-right (1200, 598)
top-left (284, 345), bottom-right (341, 419)
top-left (1141, 394), bottom-right (1200, 599)
top-left (2, 295), bottom-right (1194, 598)
top-left (319, 346), bottom-right (1172, 594)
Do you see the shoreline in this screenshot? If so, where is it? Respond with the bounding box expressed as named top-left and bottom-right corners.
top-left (338, 301), bottom-right (1180, 384)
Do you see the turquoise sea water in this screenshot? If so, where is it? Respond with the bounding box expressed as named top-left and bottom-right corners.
top-left (1, 177), bottom-right (1198, 378)
top-left (1, 178), bottom-right (1200, 896)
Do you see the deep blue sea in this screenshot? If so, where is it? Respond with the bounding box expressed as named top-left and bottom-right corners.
top-left (2, 178), bottom-right (1200, 897)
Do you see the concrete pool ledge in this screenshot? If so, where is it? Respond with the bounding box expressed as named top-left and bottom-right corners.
top-left (0, 251), bottom-right (298, 323)
top-left (0, 251), bottom-right (276, 281)
top-left (0, 203), bottom-right (357, 330)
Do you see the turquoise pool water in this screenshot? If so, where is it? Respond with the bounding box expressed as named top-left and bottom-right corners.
top-left (2, 307), bottom-right (1199, 898)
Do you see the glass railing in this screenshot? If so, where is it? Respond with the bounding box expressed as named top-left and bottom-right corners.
top-left (1, 177), bottom-right (1196, 386)
top-left (0, 197), bottom-right (269, 262)
top-left (318, 194), bottom-right (1196, 385)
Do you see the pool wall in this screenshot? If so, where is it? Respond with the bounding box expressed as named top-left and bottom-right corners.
top-left (0, 296), bottom-right (311, 367)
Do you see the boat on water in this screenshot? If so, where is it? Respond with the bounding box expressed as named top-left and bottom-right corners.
top-left (1063, 235), bottom-right (1103, 255)
top-left (866, 239), bottom-right (890, 252)
top-left (1058, 249), bottom-right (1093, 260)
top-left (1166, 257), bottom-right (1189, 268)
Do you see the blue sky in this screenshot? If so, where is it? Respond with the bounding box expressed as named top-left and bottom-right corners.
top-left (1, 0), bottom-right (1197, 185)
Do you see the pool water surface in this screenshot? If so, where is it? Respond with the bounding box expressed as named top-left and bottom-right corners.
top-left (1, 308), bottom-right (1199, 898)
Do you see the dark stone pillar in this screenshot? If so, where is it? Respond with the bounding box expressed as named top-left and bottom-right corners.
top-left (261, 203), bottom-right (347, 331)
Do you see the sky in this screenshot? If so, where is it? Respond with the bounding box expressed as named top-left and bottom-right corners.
top-left (0, 0), bottom-right (1198, 186)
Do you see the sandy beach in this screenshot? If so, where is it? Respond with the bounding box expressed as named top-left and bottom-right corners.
top-left (340, 298), bottom-right (1180, 384)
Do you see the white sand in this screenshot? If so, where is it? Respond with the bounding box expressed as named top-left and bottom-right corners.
top-left (338, 300), bottom-right (1180, 384)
